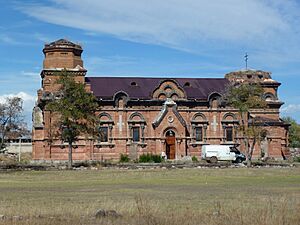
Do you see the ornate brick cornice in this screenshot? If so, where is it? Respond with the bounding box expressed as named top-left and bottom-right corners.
top-left (40, 68), bottom-right (87, 78)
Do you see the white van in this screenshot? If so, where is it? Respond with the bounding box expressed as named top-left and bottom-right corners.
top-left (201, 145), bottom-right (246, 163)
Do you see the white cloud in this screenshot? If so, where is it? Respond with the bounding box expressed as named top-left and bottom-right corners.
top-left (0, 34), bottom-right (20, 45)
top-left (280, 104), bottom-right (300, 123)
top-left (0, 92), bottom-right (37, 127)
top-left (21, 71), bottom-right (40, 77)
top-left (281, 104), bottom-right (300, 113)
top-left (87, 56), bottom-right (137, 66)
top-left (17, 0), bottom-right (300, 52)
top-left (0, 92), bottom-right (36, 112)
top-left (21, 71), bottom-right (40, 81)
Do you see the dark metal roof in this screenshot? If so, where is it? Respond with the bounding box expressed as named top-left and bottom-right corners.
top-left (85, 77), bottom-right (229, 100)
top-left (47, 39), bottom-right (80, 46)
top-left (44, 39), bottom-right (82, 51)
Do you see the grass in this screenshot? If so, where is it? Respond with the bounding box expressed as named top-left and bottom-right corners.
top-left (0, 168), bottom-right (299, 225)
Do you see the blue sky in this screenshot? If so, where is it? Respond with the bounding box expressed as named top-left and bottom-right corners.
top-left (1, 0), bottom-right (300, 125)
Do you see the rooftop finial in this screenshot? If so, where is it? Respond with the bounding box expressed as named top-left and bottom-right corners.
top-left (244, 52), bottom-right (248, 70)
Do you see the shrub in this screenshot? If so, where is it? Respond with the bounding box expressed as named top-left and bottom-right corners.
top-left (119, 154), bottom-right (130, 163)
top-left (192, 156), bottom-right (199, 162)
top-left (139, 153), bottom-right (163, 163)
top-left (293, 156), bottom-right (300, 163)
top-left (151, 154), bottom-right (163, 163)
top-left (139, 153), bottom-right (152, 163)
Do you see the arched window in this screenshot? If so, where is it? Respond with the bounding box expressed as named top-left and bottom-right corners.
top-left (221, 113), bottom-right (239, 143)
top-left (130, 81), bottom-right (137, 86)
top-left (113, 91), bottom-right (129, 109)
top-left (184, 82), bottom-right (191, 87)
top-left (158, 93), bottom-right (167, 100)
top-left (191, 113), bottom-right (208, 144)
top-left (128, 112), bottom-right (146, 144)
top-left (208, 92), bottom-right (222, 109)
top-left (263, 93), bottom-right (276, 102)
top-left (171, 93), bottom-right (179, 101)
top-left (98, 113), bottom-right (114, 146)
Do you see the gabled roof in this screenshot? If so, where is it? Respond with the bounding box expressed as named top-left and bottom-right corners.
top-left (85, 77), bottom-right (229, 100)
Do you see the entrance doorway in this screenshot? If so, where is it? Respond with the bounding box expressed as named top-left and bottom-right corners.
top-left (166, 130), bottom-right (175, 159)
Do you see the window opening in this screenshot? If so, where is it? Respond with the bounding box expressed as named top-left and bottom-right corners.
top-left (132, 127), bottom-right (140, 142)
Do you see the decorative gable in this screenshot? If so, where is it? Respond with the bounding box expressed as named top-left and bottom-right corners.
top-left (152, 98), bottom-right (187, 128)
top-left (152, 79), bottom-right (186, 100)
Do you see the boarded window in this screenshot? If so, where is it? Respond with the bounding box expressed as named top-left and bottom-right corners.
top-left (132, 127), bottom-right (140, 142)
top-left (195, 127), bottom-right (203, 142)
top-left (226, 127), bottom-right (233, 142)
top-left (99, 126), bottom-right (108, 142)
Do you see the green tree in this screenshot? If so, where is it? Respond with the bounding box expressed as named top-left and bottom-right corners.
top-left (47, 70), bottom-right (98, 168)
top-left (224, 83), bottom-right (267, 166)
top-left (0, 97), bottom-right (29, 152)
top-left (282, 117), bottom-right (300, 148)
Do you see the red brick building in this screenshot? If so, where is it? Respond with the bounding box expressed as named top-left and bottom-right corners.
top-left (32, 39), bottom-right (289, 161)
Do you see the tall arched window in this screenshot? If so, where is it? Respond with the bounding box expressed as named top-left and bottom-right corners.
top-left (191, 113), bottom-right (208, 145)
top-left (98, 113), bottom-right (114, 146)
top-left (128, 112), bottom-right (146, 145)
top-left (221, 113), bottom-right (239, 143)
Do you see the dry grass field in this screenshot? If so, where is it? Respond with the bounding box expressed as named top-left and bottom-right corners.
top-left (0, 167), bottom-right (299, 225)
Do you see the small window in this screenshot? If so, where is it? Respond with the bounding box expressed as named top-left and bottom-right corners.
top-left (265, 97), bottom-right (272, 102)
top-left (99, 126), bottom-right (108, 142)
top-left (131, 81), bottom-right (137, 86)
top-left (132, 127), bottom-right (140, 142)
top-left (158, 93), bottom-right (166, 100)
top-left (184, 82), bottom-right (191, 87)
top-left (264, 93), bottom-right (275, 102)
top-left (195, 127), bottom-right (203, 142)
top-left (171, 93), bottom-right (178, 100)
top-left (226, 127), bottom-right (233, 142)
top-left (164, 87), bottom-right (172, 93)
top-left (60, 52), bottom-right (68, 55)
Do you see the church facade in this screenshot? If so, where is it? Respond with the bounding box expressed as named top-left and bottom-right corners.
top-left (32, 39), bottom-right (289, 161)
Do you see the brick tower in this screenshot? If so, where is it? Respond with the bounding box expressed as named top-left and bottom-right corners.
top-left (32, 39), bottom-right (87, 160)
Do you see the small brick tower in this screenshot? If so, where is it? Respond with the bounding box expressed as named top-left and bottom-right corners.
top-left (33, 39), bottom-right (88, 160)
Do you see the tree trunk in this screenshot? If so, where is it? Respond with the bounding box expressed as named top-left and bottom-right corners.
top-left (246, 138), bottom-right (257, 167)
top-left (0, 132), bottom-right (6, 150)
top-left (0, 137), bottom-right (5, 150)
top-left (244, 138), bottom-right (252, 167)
top-left (249, 138), bottom-right (256, 161)
top-left (68, 142), bottom-right (73, 169)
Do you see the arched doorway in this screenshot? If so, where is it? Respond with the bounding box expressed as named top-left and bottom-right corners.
top-left (166, 130), bottom-right (176, 159)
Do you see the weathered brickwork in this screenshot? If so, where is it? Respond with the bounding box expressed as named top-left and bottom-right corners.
top-left (32, 39), bottom-right (289, 161)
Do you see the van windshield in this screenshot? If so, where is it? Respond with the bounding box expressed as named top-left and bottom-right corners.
top-left (229, 147), bottom-right (240, 154)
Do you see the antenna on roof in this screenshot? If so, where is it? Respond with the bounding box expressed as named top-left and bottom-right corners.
top-left (244, 52), bottom-right (248, 70)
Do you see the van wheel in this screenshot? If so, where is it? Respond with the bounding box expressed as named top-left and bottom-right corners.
top-left (210, 156), bottom-right (218, 163)
top-left (235, 158), bottom-right (242, 163)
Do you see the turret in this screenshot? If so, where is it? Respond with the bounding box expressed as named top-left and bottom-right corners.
top-left (43, 39), bottom-right (84, 69)
top-left (38, 39), bottom-right (87, 101)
